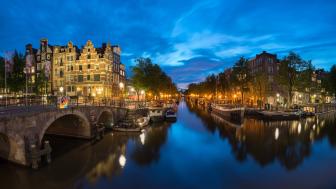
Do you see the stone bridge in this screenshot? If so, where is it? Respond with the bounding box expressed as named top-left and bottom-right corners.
top-left (0, 105), bottom-right (127, 166)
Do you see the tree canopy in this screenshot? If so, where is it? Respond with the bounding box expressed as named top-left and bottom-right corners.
top-left (131, 57), bottom-right (177, 100)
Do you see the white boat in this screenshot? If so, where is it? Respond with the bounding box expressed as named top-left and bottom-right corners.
top-left (211, 104), bottom-right (245, 123)
top-left (165, 109), bottom-right (177, 121)
top-left (148, 107), bottom-right (165, 122)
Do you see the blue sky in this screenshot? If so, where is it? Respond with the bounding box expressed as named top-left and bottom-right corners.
top-left (1, 0), bottom-right (336, 88)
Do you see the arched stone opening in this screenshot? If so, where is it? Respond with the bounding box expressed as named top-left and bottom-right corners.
top-left (41, 113), bottom-right (91, 141)
top-left (40, 114), bottom-right (91, 159)
top-left (97, 110), bottom-right (114, 128)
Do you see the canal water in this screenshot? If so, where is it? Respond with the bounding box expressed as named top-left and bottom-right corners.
top-left (1, 100), bottom-right (336, 189)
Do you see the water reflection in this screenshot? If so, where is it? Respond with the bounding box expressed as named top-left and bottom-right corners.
top-left (1, 100), bottom-right (336, 189)
top-left (187, 101), bottom-right (336, 170)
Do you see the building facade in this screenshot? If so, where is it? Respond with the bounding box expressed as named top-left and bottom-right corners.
top-left (248, 51), bottom-right (281, 105)
top-left (26, 39), bottom-right (125, 100)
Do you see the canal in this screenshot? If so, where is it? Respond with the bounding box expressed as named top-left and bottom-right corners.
top-left (1, 100), bottom-right (336, 189)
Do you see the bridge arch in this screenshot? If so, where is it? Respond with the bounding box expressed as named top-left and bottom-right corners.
top-left (97, 109), bottom-right (114, 127)
top-left (39, 110), bottom-right (91, 143)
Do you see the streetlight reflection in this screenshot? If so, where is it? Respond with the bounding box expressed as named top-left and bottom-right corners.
top-left (119, 155), bottom-right (126, 168)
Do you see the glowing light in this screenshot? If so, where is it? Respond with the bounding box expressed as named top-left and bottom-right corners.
top-left (276, 93), bottom-right (280, 97)
top-left (298, 123), bottom-right (301, 134)
top-left (59, 87), bottom-right (64, 93)
top-left (119, 155), bottom-right (126, 168)
top-left (275, 128), bottom-right (279, 140)
top-left (140, 90), bottom-right (145, 95)
top-left (119, 82), bottom-right (124, 89)
top-left (313, 124), bottom-right (316, 130)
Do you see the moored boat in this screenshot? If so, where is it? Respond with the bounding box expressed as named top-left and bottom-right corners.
top-left (258, 110), bottom-right (301, 120)
top-left (148, 107), bottom-right (165, 122)
top-left (165, 108), bottom-right (177, 121)
top-left (211, 104), bottom-right (245, 123)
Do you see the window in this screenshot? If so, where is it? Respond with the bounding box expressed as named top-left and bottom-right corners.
top-left (60, 70), bottom-right (64, 78)
top-left (79, 65), bottom-right (82, 71)
top-left (87, 64), bottom-right (91, 69)
top-left (88, 48), bottom-right (90, 52)
top-left (87, 54), bottom-right (91, 59)
top-left (87, 75), bottom-right (90, 81)
top-left (67, 86), bottom-right (71, 92)
top-left (69, 48), bottom-right (72, 53)
top-left (78, 75), bottom-right (83, 82)
top-left (71, 66), bottom-right (73, 71)
top-left (94, 74), bottom-right (100, 81)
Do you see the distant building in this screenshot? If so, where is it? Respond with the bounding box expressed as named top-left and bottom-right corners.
top-left (26, 39), bottom-right (126, 100)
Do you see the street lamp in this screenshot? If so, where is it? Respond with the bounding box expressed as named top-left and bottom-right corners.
top-left (59, 87), bottom-right (64, 96)
top-left (119, 82), bottom-right (125, 107)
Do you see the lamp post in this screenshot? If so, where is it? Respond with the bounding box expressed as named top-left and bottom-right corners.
top-left (119, 82), bottom-right (124, 107)
top-left (59, 86), bottom-right (64, 96)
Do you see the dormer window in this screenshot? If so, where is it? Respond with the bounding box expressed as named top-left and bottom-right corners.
top-left (87, 54), bottom-right (91, 59)
top-left (88, 48), bottom-right (90, 52)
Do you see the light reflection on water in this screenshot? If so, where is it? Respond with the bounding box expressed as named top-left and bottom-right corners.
top-left (1, 100), bottom-right (336, 189)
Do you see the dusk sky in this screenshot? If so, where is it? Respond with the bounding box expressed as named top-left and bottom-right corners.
top-left (1, 0), bottom-right (336, 88)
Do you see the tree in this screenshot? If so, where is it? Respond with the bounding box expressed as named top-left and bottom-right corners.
top-left (330, 65), bottom-right (336, 97)
top-left (298, 60), bottom-right (315, 103)
top-left (231, 57), bottom-right (250, 105)
top-left (218, 72), bottom-right (230, 95)
top-left (7, 51), bottom-right (25, 93)
top-left (131, 57), bottom-right (177, 101)
top-left (276, 52), bottom-right (308, 106)
top-left (252, 72), bottom-right (268, 108)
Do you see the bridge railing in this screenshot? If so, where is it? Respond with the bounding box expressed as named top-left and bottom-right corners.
top-left (0, 96), bottom-right (128, 108)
